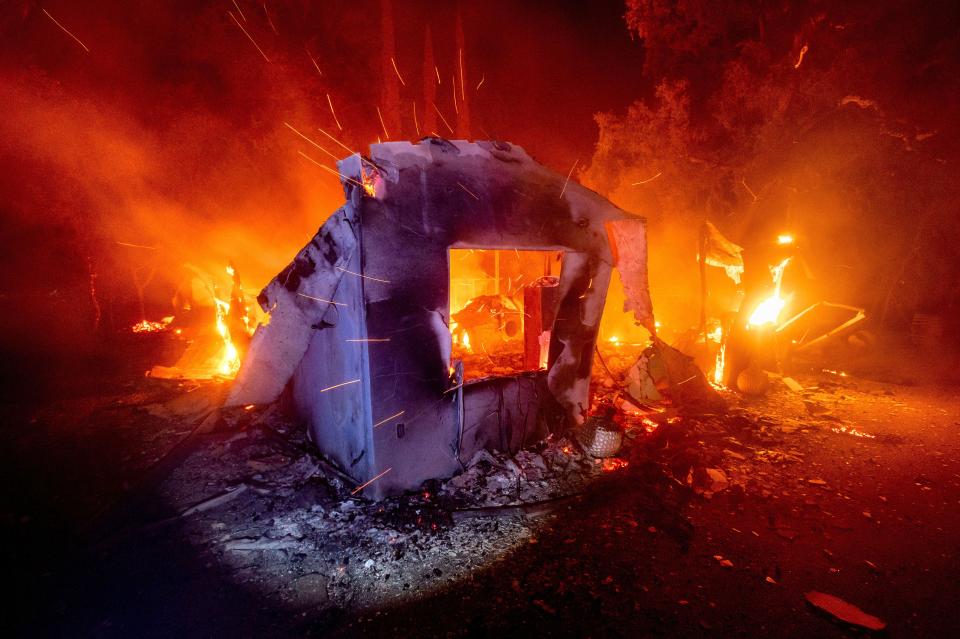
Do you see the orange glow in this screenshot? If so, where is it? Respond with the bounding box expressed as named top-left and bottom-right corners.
top-left (213, 296), bottom-right (241, 377)
top-left (777, 234), bottom-right (794, 245)
top-left (361, 164), bottom-right (377, 197)
top-left (712, 325), bottom-right (726, 386)
top-left (831, 425), bottom-right (876, 439)
top-left (144, 264), bottom-right (258, 381)
top-left (449, 318), bottom-right (472, 353)
top-left (747, 258), bottom-right (792, 327)
top-left (748, 296), bottom-right (787, 326)
top-left (212, 263), bottom-right (253, 378)
top-left (640, 418), bottom-right (659, 433)
top-left (131, 318), bottom-right (171, 333)
top-left (601, 458), bottom-right (629, 472)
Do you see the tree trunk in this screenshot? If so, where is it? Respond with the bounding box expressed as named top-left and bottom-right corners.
top-left (455, 5), bottom-right (471, 139)
top-left (422, 24), bottom-right (438, 135)
top-left (379, 0), bottom-right (401, 140)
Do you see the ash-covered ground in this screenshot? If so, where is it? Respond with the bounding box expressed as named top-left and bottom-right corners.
top-left (3, 335), bottom-right (960, 637)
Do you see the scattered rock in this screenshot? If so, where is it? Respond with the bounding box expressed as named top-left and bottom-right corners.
top-left (705, 468), bottom-right (729, 492)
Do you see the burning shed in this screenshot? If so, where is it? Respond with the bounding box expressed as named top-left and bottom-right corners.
top-left (227, 138), bottom-right (653, 497)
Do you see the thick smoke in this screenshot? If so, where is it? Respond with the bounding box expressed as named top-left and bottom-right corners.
top-left (0, 0), bottom-right (643, 376)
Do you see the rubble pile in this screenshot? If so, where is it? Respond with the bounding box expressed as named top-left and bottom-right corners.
top-left (440, 443), bottom-right (610, 507)
top-left (59, 357), bottom-right (934, 631)
top-left (147, 400), bottom-right (578, 610)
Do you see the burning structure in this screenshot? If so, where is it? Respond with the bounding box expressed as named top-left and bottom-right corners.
top-left (227, 138), bottom-right (653, 497)
top-left (6, 2), bottom-right (960, 636)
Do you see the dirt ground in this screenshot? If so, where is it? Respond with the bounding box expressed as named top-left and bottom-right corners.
top-left (3, 337), bottom-right (959, 638)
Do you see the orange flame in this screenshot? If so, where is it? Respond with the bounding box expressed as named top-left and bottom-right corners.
top-left (601, 458), bottom-right (629, 472)
top-left (213, 296), bottom-right (241, 377)
top-left (361, 165), bottom-right (377, 197)
top-left (131, 316), bottom-right (173, 333)
top-left (748, 258), bottom-right (792, 328)
top-left (451, 319), bottom-right (472, 353)
top-left (712, 326), bottom-right (726, 386)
